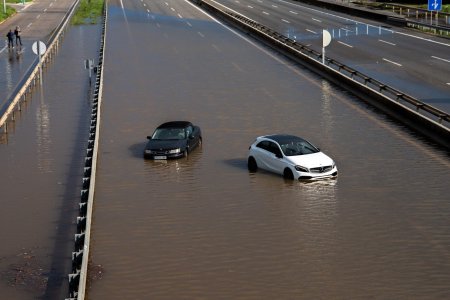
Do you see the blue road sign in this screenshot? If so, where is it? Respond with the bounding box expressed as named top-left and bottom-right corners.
top-left (428, 0), bottom-right (442, 11)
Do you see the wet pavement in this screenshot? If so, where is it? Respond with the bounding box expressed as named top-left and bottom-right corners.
top-left (87, 1), bottom-right (450, 299)
top-left (0, 24), bottom-right (101, 299)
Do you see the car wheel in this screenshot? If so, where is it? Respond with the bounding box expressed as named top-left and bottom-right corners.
top-left (248, 157), bottom-right (258, 172)
top-left (283, 168), bottom-right (294, 180)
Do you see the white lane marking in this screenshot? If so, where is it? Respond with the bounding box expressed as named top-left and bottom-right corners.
top-left (383, 58), bottom-right (402, 67)
top-left (306, 29), bottom-right (317, 34)
top-left (143, 3), bottom-right (146, 6)
top-left (282, 19), bottom-right (290, 23)
top-left (312, 18), bottom-right (322, 22)
top-left (235, 0), bottom-right (239, 3)
top-left (44, 8), bottom-right (47, 12)
top-left (212, 44), bottom-right (221, 52)
top-left (147, 9), bottom-right (150, 13)
top-left (27, 23), bottom-right (33, 28)
top-left (272, 4), bottom-right (278, 8)
top-left (49, 2), bottom-right (53, 6)
top-left (0, 46), bottom-right (7, 54)
top-left (165, 2), bottom-right (168, 5)
top-left (170, 7), bottom-right (175, 11)
top-left (262, 11), bottom-right (269, 15)
top-left (289, 10), bottom-right (298, 14)
top-left (178, 13), bottom-right (183, 18)
top-left (379, 39), bottom-right (396, 46)
top-left (232, 62), bottom-right (244, 72)
top-left (432, 56), bottom-right (450, 63)
top-left (338, 41), bottom-right (353, 48)
top-left (446, 83), bottom-right (450, 86)
top-left (36, 14), bottom-right (41, 19)
top-left (247, 5), bottom-right (253, 8)
top-left (198, 32), bottom-right (205, 38)
top-left (340, 28), bottom-right (351, 32)
top-left (186, 21), bottom-right (192, 27)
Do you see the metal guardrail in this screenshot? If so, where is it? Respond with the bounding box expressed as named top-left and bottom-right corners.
top-left (66, 4), bottom-right (107, 300)
top-left (382, 3), bottom-right (450, 35)
top-left (193, 0), bottom-right (450, 148)
top-left (222, 12), bottom-right (450, 127)
top-left (0, 0), bottom-right (82, 133)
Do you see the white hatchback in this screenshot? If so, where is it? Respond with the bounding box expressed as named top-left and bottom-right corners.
top-left (247, 135), bottom-right (338, 180)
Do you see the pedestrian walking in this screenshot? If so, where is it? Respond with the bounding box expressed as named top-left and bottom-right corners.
top-left (14, 26), bottom-right (22, 47)
top-left (6, 29), bottom-right (15, 48)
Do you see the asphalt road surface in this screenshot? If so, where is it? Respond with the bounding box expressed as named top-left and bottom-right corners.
top-left (211, 0), bottom-right (450, 113)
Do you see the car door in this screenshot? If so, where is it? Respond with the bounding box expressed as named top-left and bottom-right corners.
top-left (254, 141), bottom-right (272, 171)
top-left (265, 142), bottom-right (286, 175)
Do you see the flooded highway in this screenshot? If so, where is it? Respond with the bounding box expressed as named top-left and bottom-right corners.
top-left (88, 1), bottom-right (450, 299)
top-left (0, 24), bottom-right (101, 299)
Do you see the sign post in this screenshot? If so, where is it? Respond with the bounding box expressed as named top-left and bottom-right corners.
top-left (32, 41), bottom-right (47, 86)
top-left (322, 30), bottom-right (332, 65)
top-left (428, 0), bottom-right (442, 25)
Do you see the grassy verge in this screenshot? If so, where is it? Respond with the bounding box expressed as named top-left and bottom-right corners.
top-left (0, 5), bottom-right (15, 23)
top-left (71, 0), bottom-right (104, 25)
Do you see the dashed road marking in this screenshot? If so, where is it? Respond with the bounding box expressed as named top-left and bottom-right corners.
top-left (379, 39), bottom-right (396, 46)
top-left (289, 10), bottom-right (298, 14)
top-left (383, 58), bottom-right (402, 67)
top-left (177, 13), bottom-right (182, 18)
top-left (306, 29), bottom-right (317, 34)
top-left (272, 4), bottom-right (278, 7)
top-left (247, 5), bottom-right (253, 8)
top-left (338, 41), bottom-right (353, 48)
top-left (44, 8), bottom-right (47, 12)
top-left (198, 32), bottom-right (205, 38)
top-left (262, 11), bottom-right (269, 15)
top-left (432, 56), bottom-right (450, 63)
top-left (27, 23), bottom-right (33, 28)
top-left (186, 21), bottom-right (192, 27)
top-left (312, 18), bottom-right (322, 22)
top-left (282, 19), bottom-right (290, 23)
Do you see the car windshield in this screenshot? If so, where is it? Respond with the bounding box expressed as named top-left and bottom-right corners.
top-left (151, 128), bottom-right (186, 140)
top-left (279, 140), bottom-right (319, 156)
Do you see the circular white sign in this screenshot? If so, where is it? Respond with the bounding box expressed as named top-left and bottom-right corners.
top-left (32, 41), bottom-right (47, 55)
top-left (323, 30), bottom-right (332, 48)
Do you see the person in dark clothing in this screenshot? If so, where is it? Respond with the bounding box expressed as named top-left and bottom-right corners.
top-left (6, 29), bottom-right (15, 48)
top-left (14, 26), bottom-right (22, 46)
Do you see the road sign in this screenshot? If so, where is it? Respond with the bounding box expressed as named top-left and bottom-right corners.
top-left (428, 0), bottom-right (441, 11)
top-left (322, 30), bottom-right (332, 65)
top-left (32, 41), bottom-right (47, 56)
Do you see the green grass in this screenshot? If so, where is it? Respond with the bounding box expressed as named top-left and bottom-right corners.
top-left (71, 0), bottom-right (104, 25)
top-left (0, 5), bottom-right (16, 23)
top-left (6, 0), bottom-right (32, 3)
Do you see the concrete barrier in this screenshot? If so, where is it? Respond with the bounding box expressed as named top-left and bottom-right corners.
top-left (66, 3), bottom-right (107, 300)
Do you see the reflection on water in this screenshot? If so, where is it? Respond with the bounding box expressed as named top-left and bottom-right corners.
top-left (35, 87), bottom-right (53, 173)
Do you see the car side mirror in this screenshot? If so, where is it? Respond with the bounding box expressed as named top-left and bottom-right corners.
top-left (146, 136), bottom-right (152, 140)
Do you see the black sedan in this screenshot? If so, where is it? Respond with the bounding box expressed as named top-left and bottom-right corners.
top-left (144, 121), bottom-right (202, 159)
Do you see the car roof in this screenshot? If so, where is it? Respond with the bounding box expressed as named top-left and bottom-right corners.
top-left (157, 121), bottom-right (192, 129)
top-left (260, 134), bottom-right (307, 144)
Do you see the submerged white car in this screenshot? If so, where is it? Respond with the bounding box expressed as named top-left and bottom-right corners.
top-left (247, 135), bottom-right (338, 180)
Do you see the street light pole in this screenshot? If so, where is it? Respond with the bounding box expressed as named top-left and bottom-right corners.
top-left (4, 0), bottom-right (6, 14)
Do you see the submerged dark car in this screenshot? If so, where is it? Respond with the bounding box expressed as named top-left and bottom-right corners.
top-left (144, 121), bottom-right (202, 159)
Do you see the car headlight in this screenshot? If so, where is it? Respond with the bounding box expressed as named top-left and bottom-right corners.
top-left (169, 148), bottom-right (181, 154)
top-left (295, 165), bottom-right (309, 172)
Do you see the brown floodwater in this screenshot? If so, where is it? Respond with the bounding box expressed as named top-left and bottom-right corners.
top-left (87, 1), bottom-right (450, 299)
top-left (0, 24), bottom-right (101, 299)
